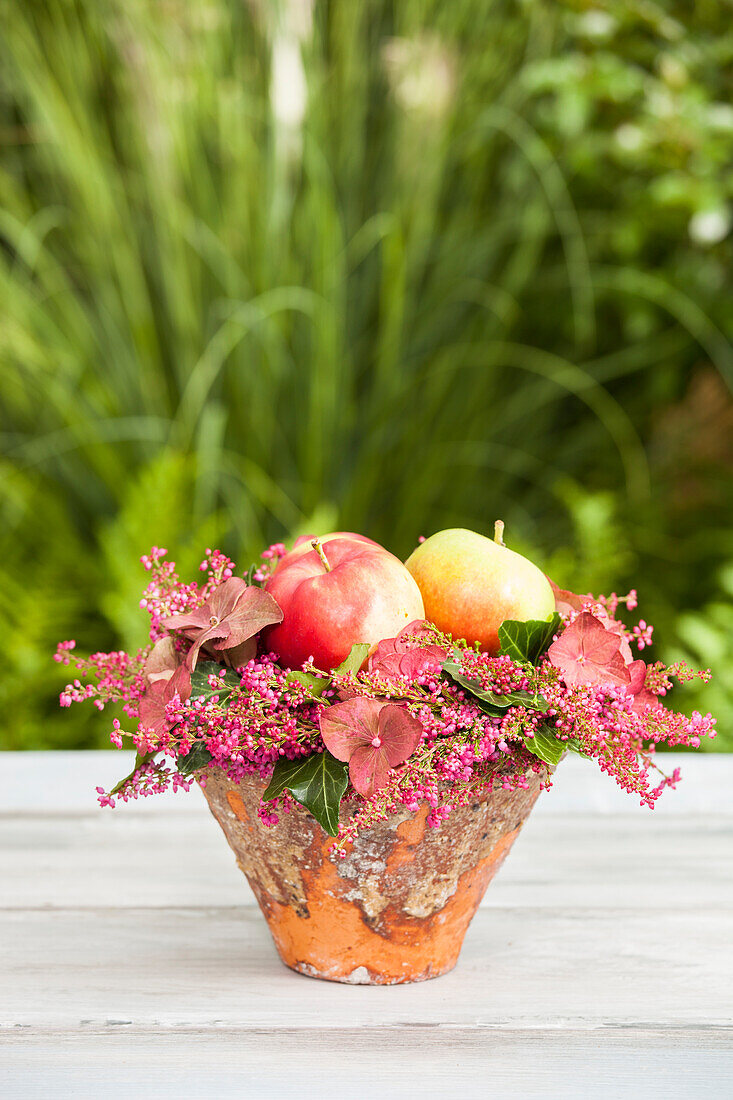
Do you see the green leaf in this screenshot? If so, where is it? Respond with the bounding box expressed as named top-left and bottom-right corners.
top-left (283, 644), bottom-right (370, 700)
top-left (177, 742), bottom-right (213, 775)
top-left (522, 725), bottom-right (564, 766)
top-left (189, 661), bottom-right (241, 703)
top-left (497, 614), bottom-right (562, 665)
top-left (285, 669), bottom-right (331, 698)
top-left (442, 660), bottom-right (548, 713)
top-left (334, 643), bottom-right (370, 676)
top-left (565, 736), bottom-right (590, 757)
top-left (263, 752), bottom-right (349, 836)
top-left (110, 749), bottom-right (155, 795)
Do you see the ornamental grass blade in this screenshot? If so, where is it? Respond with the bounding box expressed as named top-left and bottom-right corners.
top-left (263, 752), bottom-right (349, 836)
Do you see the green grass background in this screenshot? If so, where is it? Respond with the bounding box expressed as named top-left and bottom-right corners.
top-left (1, 0), bottom-right (731, 750)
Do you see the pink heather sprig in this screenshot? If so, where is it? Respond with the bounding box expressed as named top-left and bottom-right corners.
top-left (632, 620), bottom-right (654, 650)
top-left (666, 660), bottom-right (712, 685)
top-left (596, 589), bottom-right (638, 617)
top-left (54, 640), bottom-right (76, 664)
top-left (139, 554), bottom-right (200, 640)
top-left (97, 761), bottom-right (195, 808)
top-left (59, 650), bottom-right (147, 714)
top-left (533, 659), bottom-right (716, 803)
top-left (139, 547), bottom-right (239, 641)
top-left (252, 542), bottom-right (287, 583)
top-left (455, 650), bottom-right (531, 695)
top-left (198, 548), bottom-right (235, 583)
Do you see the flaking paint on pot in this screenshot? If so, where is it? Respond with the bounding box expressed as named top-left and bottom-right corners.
top-left (201, 768), bottom-right (545, 984)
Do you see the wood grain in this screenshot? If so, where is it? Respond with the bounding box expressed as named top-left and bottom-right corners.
top-left (2, 1028), bottom-right (732, 1100)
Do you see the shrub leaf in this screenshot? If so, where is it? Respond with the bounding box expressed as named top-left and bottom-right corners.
top-left (523, 725), bottom-right (564, 766)
top-left (442, 660), bottom-right (548, 713)
top-left (263, 751), bottom-right (349, 836)
top-left (497, 614), bottom-right (562, 664)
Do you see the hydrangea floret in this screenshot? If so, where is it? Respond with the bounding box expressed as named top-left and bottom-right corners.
top-left (56, 545), bottom-right (715, 855)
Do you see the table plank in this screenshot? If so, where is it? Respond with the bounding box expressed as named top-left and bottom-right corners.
top-left (2, 1028), bottom-right (731, 1100)
top-left (3, 904), bottom-right (731, 1029)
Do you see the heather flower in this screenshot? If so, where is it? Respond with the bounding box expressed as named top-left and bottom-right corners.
top-left (161, 578), bottom-right (283, 669)
top-left (319, 697), bottom-right (424, 797)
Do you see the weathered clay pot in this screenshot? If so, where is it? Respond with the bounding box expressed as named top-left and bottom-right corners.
top-left (201, 767), bottom-right (544, 985)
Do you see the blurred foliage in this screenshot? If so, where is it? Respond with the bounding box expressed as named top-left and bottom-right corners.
top-left (1, 0), bottom-right (731, 750)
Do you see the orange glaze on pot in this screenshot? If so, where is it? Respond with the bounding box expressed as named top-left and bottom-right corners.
top-left (202, 768), bottom-right (545, 984)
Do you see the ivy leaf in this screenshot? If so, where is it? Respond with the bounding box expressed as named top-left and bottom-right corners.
top-left (497, 614), bottom-right (562, 664)
top-left (442, 660), bottom-right (548, 713)
top-left (110, 750), bottom-right (155, 795)
top-left (189, 662), bottom-right (241, 703)
top-left (334, 643), bottom-right (370, 676)
top-left (176, 742), bottom-right (214, 775)
top-left (263, 752), bottom-right (349, 836)
top-left (285, 670), bottom-right (331, 698)
top-left (522, 725), bottom-right (564, 766)
top-left (565, 736), bottom-right (590, 757)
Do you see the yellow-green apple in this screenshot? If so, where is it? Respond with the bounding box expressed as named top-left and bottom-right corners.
top-left (264, 537), bottom-right (425, 670)
top-left (405, 523), bottom-right (554, 653)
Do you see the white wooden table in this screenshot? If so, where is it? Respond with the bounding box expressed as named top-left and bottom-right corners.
top-left (1, 751), bottom-right (731, 1099)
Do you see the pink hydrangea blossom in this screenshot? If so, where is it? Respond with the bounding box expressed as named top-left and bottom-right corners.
top-left (161, 578), bottom-right (282, 670)
top-left (368, 620), bottom-right (448, 681)
top-left (547, 612), bottom-right (631, 689)
top-left (138, 665), bottom-right (192, 739)
top-left (143, 637), bottom-right (181, 684)
top-left (320, 696), bottom-right (424, 797)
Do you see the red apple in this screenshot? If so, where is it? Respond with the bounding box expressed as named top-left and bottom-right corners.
top-left (278, 531), bottom-right (379, 569)
top-left (264, 537), bottom-right (425, 671)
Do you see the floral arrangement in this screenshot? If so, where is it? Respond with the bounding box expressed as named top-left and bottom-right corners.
top-left (56, 537), bottom-right (716, 856)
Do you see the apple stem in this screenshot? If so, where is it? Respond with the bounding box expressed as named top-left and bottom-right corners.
top-left (311, 538), bottom-right (332, 572)
top-left (494, 519), bottom-right (505, 546)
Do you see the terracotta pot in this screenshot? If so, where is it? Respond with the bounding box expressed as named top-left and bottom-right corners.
top-left (201, 767), bottom-right (545, 985)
